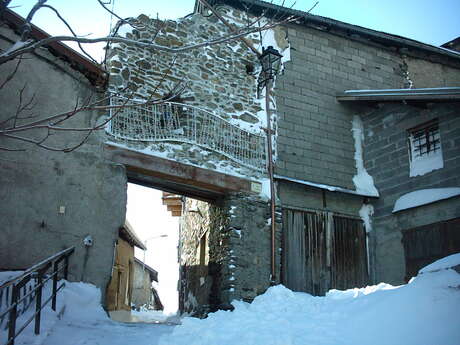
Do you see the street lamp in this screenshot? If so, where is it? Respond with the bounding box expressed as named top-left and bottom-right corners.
top-left (257, 46), bottom-right (283, 94)
top-left (257, 45), bottom-right (282, 285)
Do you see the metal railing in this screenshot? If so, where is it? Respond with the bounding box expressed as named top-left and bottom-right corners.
top-left (0, 247), bottom-right (74, 345)
top-left (106, 98), bottom-right (267, 171)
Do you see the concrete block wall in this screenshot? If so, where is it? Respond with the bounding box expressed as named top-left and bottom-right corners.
top-left (360, 102), bottom-right (460, 284)
top-left (0, 27), bottom-right (127, 303)
top-left (275, 24), bottom-right (406, 189)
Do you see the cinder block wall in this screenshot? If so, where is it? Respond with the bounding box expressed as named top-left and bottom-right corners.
top-left (361, 103), bottom-right (460, 284)
top-left (275, 24), bottom-right (406, 189)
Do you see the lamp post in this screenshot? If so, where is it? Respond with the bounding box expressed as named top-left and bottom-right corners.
top-left (258, 46), bottom-right (282, 285)
top-left (142, 234), bottom-right (168, 272)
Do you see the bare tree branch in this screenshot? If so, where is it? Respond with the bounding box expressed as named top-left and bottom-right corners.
top-left (0, 15), bottom-right (296, 64)
top-left (0, 55), bottom-right (22, 89)
top-left (40, 4), bottom-right (98, 64)
top-left (0, 0), bottom-right (308, 152)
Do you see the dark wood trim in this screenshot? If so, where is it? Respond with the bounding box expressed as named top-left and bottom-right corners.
top-left (104, 143), bottom-right (256, 200)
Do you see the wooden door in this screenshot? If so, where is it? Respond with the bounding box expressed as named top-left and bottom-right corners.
top-left (402, 217), bottom-right (460, 281)
top-left (282, 209), bottom-right (369, 295)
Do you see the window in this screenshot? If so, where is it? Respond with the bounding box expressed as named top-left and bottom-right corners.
top-left (408, 119), bottom-right (443, 177)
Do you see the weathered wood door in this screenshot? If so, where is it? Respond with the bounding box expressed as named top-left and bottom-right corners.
top-left (402, 217), bottom-right (460, 281)
top-left (282, 209), bottom-right (369, 295)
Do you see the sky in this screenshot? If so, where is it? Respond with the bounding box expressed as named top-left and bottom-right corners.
top-left (9, 0), bottom-right (460, 62)
top-left (126, 183), bottom-right (180, 313)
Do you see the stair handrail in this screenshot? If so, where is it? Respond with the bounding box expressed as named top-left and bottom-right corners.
top-left (0, 246), bottom-right (75, 345)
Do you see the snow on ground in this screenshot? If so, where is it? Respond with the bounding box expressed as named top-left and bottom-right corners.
top-left (161, 263), bottom-right (460, 345)
top-left (131, 310), bottom-right (179, 324)
top-left (0, 281), bottom-right (173, 345)
top-left (0, 271), bottom-right (22, 284)
top-left (3, 254), bottom-right (460, 345)
top-left (393, 187), bottom-right (460, 212)
top-left (419, 253), bottom-right (460, 274)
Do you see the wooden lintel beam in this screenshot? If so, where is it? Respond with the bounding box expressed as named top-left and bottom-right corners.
top-left (162, 198), bottom-right (182, 206)
top-left (167, 205), bottom-right (182, 212)
top-left (104, 143), bottom-right (255, 196)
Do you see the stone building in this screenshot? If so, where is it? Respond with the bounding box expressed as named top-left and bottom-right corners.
top-left (106, 221), bottom-right (146, 312)
top-left (104, 0), bottom-right (460, 314)
top-left (1, 0), bottom-right (459, 315)
top-left (132, 257), bottom-right (163, 311)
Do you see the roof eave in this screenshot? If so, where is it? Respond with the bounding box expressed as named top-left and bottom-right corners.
top-left (337, 87), bottom-right (460, 103)
top-left (1, 8), bottom-right (107, 87)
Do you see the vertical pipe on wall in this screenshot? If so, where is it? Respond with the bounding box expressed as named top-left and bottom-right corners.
top-left (265, 79), bottom-right (277, 284)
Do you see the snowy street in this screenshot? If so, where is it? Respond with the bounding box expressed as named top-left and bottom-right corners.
top-left (43, 318), bottom-right (173, 345)
top-left (2, 254), bottom-right (460, 345)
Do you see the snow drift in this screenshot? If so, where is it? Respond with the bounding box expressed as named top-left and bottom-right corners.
top-left (2, 254), bottom-right (459, 345)
top-left (160, 254), bottom-right (460, 345)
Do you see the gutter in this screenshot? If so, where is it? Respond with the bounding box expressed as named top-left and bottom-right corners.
top-left (337, 87), bottom-right (460, 102)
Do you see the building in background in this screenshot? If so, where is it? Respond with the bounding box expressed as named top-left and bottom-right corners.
top-left (106, 222), bottom-right (146, 313)
top-left (132, 257), bottom-right (164, 311)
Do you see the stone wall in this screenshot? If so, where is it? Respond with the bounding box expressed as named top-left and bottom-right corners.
top-left (132, 260), bottom-right (154, 308)
top-left (360, 102), bottom-right (460, 284)
top-left (179, 192), bottom-right (279, 315)
top-left (179, 198), bottom-right (228, 315)
top-left (106, 6), bottom-right (277, 179)
top-left (0, 25), bottom-right (126, 304)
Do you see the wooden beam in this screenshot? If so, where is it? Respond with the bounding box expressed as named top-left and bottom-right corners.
top-left (162, 198), bottom-right (182, 206)
top-left (167, 204), bottom-right (182, 212)
top-left (104, 144), bottom-right (256, 198)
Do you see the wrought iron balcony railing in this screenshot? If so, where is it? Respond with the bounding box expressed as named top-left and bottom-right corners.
top-left (107, 98), bottom-right (266, 171)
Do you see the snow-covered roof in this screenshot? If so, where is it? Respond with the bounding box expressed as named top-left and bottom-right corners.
top-left (120, 221), bottom-right (146, 250)
top-left (274, 174), bottom-right (379, 198)
top-left (393, 188), bottom-right (460, 213)
top-left (2, 9), bottom-right (107, 86)
top-left (133, 257), bottom-right (158, 282)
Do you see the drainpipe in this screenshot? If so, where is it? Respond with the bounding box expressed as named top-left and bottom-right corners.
top-left (265, 79), bottom-right (277, 285)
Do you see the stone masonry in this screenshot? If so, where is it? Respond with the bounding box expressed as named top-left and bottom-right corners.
top-left (106, 6), bottom-right (280, 179)
top-left (179, 193), bottom-right (280, 315)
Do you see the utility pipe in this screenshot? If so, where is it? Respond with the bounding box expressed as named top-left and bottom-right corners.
top-left (265, 79), bottom-right (277, 284)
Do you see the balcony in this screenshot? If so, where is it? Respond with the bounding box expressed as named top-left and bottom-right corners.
top-left (106, 97), bottom-right (266, 171)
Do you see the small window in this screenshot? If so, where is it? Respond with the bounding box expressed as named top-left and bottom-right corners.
top-left (408, 119), bottom-right (443, 177)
